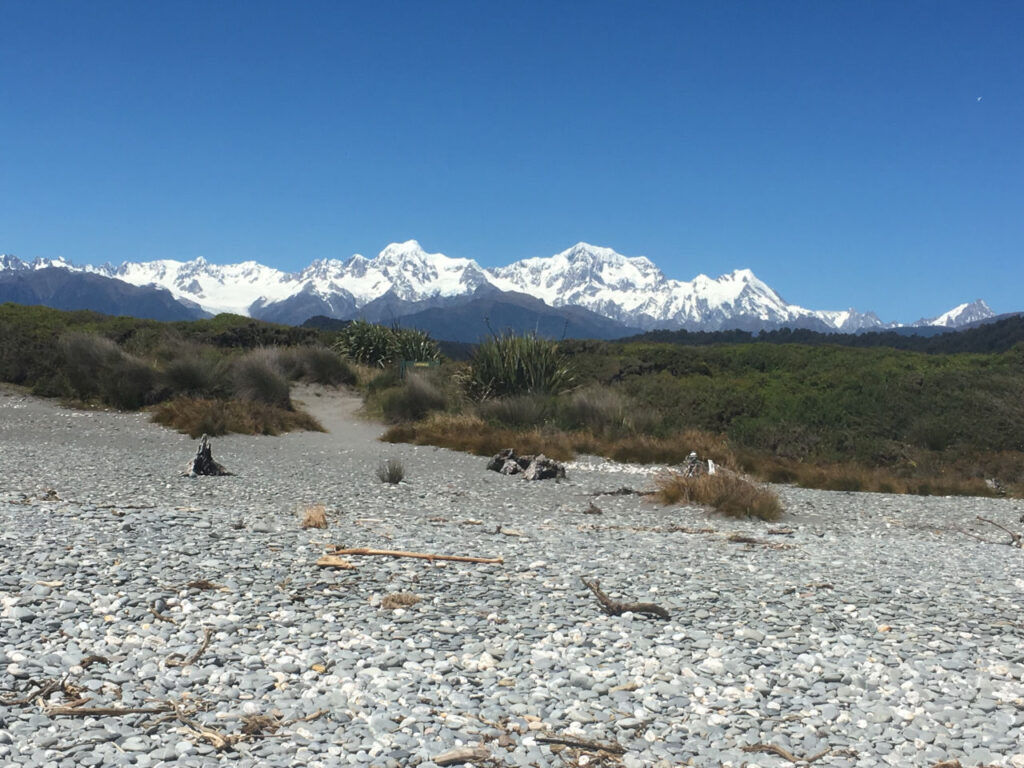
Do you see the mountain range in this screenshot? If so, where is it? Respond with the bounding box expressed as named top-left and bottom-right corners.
top-left (0, 243), bottom-right (996, 342)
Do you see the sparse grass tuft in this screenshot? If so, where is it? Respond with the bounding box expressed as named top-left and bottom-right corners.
top-left (380, 592), bottom-right (421, 610)
top-left (300, 504), bottom-right (328, 529)
top-left (655, 470), bottom-right (784, 521)
top-left (376, 457), bottom-right (406, 484)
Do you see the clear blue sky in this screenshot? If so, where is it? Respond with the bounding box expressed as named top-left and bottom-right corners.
top-left (2, 1), bottom-right (1021, 323)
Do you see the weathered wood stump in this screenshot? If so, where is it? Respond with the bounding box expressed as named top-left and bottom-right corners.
top-left (183, 434), bottom-right (232, 477)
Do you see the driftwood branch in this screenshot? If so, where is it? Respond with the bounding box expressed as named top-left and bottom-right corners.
top-left (536, 734), bottom-right (626, 755)
top-left (741, 743), bottom-right (830, 763)
top-left (45, 704), bottom-right (173, 717)
top-left (0, 678), bottom-right (64, 706)
top-left (976, 516), bottom-right (1022, 547)
top-left (582, 578), bottom-right (669, 620)
top-left (434, 746), bottom-right (492, 765)
top-left (315, 555), bottom-right (357, 569)
top-left (329, 547), bottom-right (503, 564)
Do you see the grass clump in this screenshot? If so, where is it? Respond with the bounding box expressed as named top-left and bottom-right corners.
top-left (376, 457), bottom-right (406, 484)
top-left (375, 374), bottom-right (448, 423)
top-left (300, 504), bottom-right (328, 529)
top-left (380, 592), bottom-right (421, 610)
top-left (231, 348), bottom-right (292, 408)
top-left (655, 470), bottom-right (783, 521)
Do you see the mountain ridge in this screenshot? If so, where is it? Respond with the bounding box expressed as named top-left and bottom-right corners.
top-left (0, 243), bottom-right (996, 336)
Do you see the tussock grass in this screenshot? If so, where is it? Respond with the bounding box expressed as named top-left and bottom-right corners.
top-left (151, 397), bottom-right (324, 437)
top-left (376, 457), bottom-right (406, 484)
top-left (300, 504), bottom-right (328, 529)
top-left (655, 470), bottom-right (783, 521)
top-left (380, 592), bottom-right (421, 610)
top-left (375, 374), bottom-right (448, 423)
top-left (231, 348), bottom-right (292, 408)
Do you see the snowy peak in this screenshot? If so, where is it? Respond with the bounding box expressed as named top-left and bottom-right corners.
top-left (0, 243), bottom-right (999, 334)
top-left (916, 299), bottom-right (994, 328)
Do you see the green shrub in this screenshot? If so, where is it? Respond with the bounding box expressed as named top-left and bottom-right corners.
top-left (60, 332), bottom-right (124, 400)
top-left (231, 348), bottom-right (292, 408)
top-left (554, 385), bottom-right (629, 435)
top-left (393, 327), bottom-right (441, 363)
top-left (103, 354), bottom-right (158, 410)
top-left (376, 375), bottom-right (447, 422)
top-left (295, 346), bottom-right (357, 385)
top-left (333, 320), bottom-right (398, 367)
top-left (465, 332), bottom-right (575, 399)
top-left (476, 394), bottom-right (552, 429)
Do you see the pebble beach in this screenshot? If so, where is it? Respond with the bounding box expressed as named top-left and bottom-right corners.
top-left (2, 384), bottom-right (1023, 767)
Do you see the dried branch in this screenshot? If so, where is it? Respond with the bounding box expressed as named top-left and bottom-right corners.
top-left (582, 578), bottom-right (669, 620)
top-left (536, 734), bottom-right (626, 755)
top-left (329, 547), bottom-right (503, 564)
top-left (976, 516), bottom-right (1022, 547)
top-left (45, 704), bottom-right (173, 717)
top-left (741, 743), bottom-right (830, 763)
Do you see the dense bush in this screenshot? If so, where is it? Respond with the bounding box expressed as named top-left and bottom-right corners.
top-left (465, 332), bottom-right (575, 399)
top-left (333, 320), bottom-right (441, 368)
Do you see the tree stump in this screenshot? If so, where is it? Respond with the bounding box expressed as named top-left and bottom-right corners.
top-left (183, 434), bottom-right (232, 477)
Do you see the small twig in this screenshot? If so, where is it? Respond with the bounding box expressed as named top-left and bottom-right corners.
top-left (165, 628), bottom-right (213, 667)
top-left (741, 743), bottom-right (830, 764)
top-left (329, 547), bottom-right (503, 564)
top-left (536, 734), bottom-right (626, 755)
top-left (149, 603), bottom-right (177, 624)
top-left (582, 578), bottom-right (669, 620)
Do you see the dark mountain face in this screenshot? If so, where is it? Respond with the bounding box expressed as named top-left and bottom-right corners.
top-left (0, 268), bottom-right (209, 321)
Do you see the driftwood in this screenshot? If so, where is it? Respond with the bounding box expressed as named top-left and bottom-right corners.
top-left (434, 746), bottom-right (492, 765)
top-left (183, 435), bottom-right (231, 477)
top-left (582, 578), bottom-right (669, 620)
top-left (741, 743), bottom-right (831, 763)
top-left (536, 734), bottom-right (626, 755)
top-left (315, 554), bottom-right (357, 569)
top-left (46, 704), bottom-right (173, 717)
top-left (329, 547), bottom-right (503, 564)
top-left (976, 516), bottom-right (1023, 547)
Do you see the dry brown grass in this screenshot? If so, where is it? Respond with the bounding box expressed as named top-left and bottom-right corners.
top-left (737, 450), bottom-right (1015, 498)
top-left (382, 415), bottom-right (735, 470)
top-left (300, 505), bottom-right (328, 529)
top-left (380, 592), bottom-right (421, 610)
top-left (151, 397), bottom-right (325, 437)
top-left (655, 470), bottom-right (783, 521)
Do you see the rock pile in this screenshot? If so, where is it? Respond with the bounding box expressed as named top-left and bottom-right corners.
top-left (486, 448), bottom-right (566, 480)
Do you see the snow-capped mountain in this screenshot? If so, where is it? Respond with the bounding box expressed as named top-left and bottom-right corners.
top-left (0, 244), bottom-right (994, 336)
top-left (913, 300), bottom-right (994, 328)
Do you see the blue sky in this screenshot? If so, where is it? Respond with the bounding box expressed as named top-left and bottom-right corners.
top-left (2, 1), bottom-right (1021, 323)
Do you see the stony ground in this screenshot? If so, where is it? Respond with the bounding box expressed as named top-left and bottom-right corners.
top-left (1, 384), bottom-right (1023, 768)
